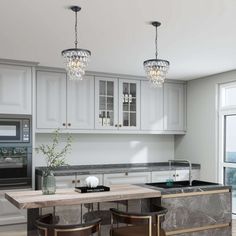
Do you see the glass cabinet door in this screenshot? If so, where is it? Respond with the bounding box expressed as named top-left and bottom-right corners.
top-left (95, 77), bottom-right (118, 129)
top-left (119, 79), bottom-right (140, 130)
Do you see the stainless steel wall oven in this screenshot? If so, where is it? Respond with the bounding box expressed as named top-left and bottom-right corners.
top-left (0, 115), bottom-right (32, 189)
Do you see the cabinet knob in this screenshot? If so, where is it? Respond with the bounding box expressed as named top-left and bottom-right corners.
top-left (176, 174), bottom-right (179, 177)
top-left (125, 172), bottom-right (128, 176)
top-left (115, 124), bottom-right (118, 127)
top-left (77, 180), bottom-right (80, 183)
top-left (68, 123), bottom-right (71, 127)
top-left (72, 180), bottom-right (75, 184)
top-left (173, 174), bottom-right (176, 177)
top-left (62, 123), bottom-right (66, 126)
top-left (119, 124), bottom-right (122, 127)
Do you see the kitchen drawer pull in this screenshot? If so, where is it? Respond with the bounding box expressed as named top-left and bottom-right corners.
top-left (62, 123), bottom-right (66, 126)
top-left (72, 180), bottom-right (76, 184)
top-left (77, 180), bottom-right (80, 183)
top-left (68, 123), bottom-right (71, 127)
top-left (119, 124), bottom-right (122, 127)
top-left (115, 124), bottom-right (118, 127)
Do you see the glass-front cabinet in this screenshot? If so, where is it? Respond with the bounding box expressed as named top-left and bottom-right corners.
top-left (95, 77), bottom-right (140, 130)
top-left (95, 77), bottom-right (118, 129)
top-left (118, 79), bottom-right (140, 130)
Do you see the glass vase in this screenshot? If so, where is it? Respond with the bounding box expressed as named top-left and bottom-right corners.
top-left (41, 171), bottom-right (56, 195)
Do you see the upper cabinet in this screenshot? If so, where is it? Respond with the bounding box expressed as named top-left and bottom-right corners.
top-left (95, 77), bottom-right (140, 130)
top-left (141, 81), bottom-right (163, 131)
top-left (36, 69), bottom-right (94, 131)
top-left (36, 71), bottom-right (67, 129)
top-left (0, 64), bottom-right (32, 114)
top-left (164, 82), bottom-right (186, 131)
top-left (35, 68), bottom-right (186, 134)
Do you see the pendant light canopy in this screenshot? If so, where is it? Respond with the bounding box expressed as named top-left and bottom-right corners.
top-left (143, 21), bottom-right (169, 87)
top-left (61, 6), bottom-right (91, 80)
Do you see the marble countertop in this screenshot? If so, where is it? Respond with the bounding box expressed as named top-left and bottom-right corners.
top-left (35, 162), bottom-right (201, 176)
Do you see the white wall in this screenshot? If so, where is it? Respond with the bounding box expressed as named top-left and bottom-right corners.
top-left (34, 134), bottom-right (174, 167)
top-left (175, 69), bottom-right (236, 182)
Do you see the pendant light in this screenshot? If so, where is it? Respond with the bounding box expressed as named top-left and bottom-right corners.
top-left (61, 6), bottom-right (91, 80)
top-left (143, 21), bottom-right (169, 87)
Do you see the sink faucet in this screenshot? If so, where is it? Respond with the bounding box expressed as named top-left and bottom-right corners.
top-left (168, 159), bottom-right (192, 186)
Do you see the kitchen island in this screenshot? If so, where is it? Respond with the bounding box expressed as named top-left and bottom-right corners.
top-left (145, 181), bottom-right (232, 236)
top-left (5, 184), bottom-right (161, 236)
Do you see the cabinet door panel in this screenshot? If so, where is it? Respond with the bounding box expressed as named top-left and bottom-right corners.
top-left (104, 172), bottom-right (151, 186)
top-left (152, 171), bottom-right (176, 182)
top-left (36, 71), bottom-right (67, 129)
top-left (164, 83), bottom-right (186, 131)
top-left (55, 176), bottom-right (76, 189)
top-left (67, 76), bottom-right (94, 129)
top-left (119, 79), bottom-right (140, 130)
top-left (0, 64), bottom-right (31, 114)
top-left (95, 77), bottom-right (118, 129)
top-left (141, 81), bottom-right (163, 130)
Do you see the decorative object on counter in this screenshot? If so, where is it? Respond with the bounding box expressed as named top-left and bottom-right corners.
top-left (85, 176), bottom-right (99, 188)
top-left (36, 129), bottom-right (72, 195)
top-left (143, 21), bottom-right (170, 87)
top-left (75, 185), bottom-right (110, 193)
top-left (61, 6), bottom-right (91, 81)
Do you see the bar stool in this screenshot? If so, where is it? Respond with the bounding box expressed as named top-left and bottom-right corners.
top-left (35, 214), bottom-right (101, 236)
top-left (110, 206), bottom-right (167, 236)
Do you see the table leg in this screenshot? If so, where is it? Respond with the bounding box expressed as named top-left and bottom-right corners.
top-left (27, 208), bottom-right (39, 236)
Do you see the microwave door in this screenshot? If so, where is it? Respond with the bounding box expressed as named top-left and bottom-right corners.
top-left (0, 121), bottom-right (21, 142)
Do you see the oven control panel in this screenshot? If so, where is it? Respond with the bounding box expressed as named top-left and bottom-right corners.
top-left (22, 119), bottom-right (30, 142)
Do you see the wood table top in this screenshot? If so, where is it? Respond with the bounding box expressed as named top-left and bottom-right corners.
top-left (5, 184), bottom-right (161, 209)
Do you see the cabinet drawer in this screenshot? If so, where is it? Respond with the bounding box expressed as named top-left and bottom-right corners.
top-left (151, 171), bottom-right (175, 183)
top-left (103, 172), bottom-right (151, 186)
top-left (55, 176), bottom-right (76, 189)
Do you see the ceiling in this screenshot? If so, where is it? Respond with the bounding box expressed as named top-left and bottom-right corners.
top-left (0, 0), bottom-right (236, 80)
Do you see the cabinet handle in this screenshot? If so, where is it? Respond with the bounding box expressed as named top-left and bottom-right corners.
top-left (62, 123), bottom-right (66, 126)
top-left (115, 124), bottom-right (118, 127)
top-left (119, 124), bottom-right (122, 127)
top-left (176, 174), bottom-right (179, 177)
top-left (77, 180), bottom-right (80, 183)
top-left (173, 174), bottom-right (176, 177)
top-left (68, 123), bottom-right (71, 127)
top-left (72, 180), bottom-right (75, 184)
top-left (125, 172), bottom-right (128, 176)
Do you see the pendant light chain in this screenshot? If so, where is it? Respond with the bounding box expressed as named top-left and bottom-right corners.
top-left (74, 10), bottom-right (78, 49)
top-left (155, 25), bottom-right (158, 59)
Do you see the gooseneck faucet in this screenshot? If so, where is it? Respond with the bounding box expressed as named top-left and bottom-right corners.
top-left (168, 159), bottom-right (192, 186)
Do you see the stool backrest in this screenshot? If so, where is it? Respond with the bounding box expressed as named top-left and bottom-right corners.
top-left (35, 214), bottom-right (101, 236)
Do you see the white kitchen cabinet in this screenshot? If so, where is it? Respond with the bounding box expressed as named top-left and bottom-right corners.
top-left (55, 174), bottom-right (103, 189)
top-left (0, 190), bottom-right (27, 225)
top-left (95, 77), bottom-right (140, 130)
top-left (152, 169), bottom-right (200, 182)
top-left (151, 170), bottom-right (175, 183)
top-left (0, 64), bottom-right (32, 114)
top-left (36, 71), bottom-right (67, 129)
top-left (141, 81), bottom-right (163, 131)
top-left (103, 172), bottom-right (151, 186)
top-left (67, 76), bottom-right (94, 129)
top-left (164, 83), bottom-right (186, 131)
top-left (36, 70), bottom-right (95, 131)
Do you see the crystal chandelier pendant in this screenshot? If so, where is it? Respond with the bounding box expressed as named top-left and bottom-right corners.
top-left (143, 22), bottom-right (169, 87)
top-left (61, 6), bottom-right (91, 81)
top-left (62, 48), bottom-right (91, 80)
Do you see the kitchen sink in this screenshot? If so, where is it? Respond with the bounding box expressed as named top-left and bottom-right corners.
top-left (146, 180), bottom-right (220, 189)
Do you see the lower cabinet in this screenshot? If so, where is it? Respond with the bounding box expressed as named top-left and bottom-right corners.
top-left (0, 190), bottom-right (27, 225)
top-left (103, 172), bottom-right (151, 186)
top-left (55, 174), bottom-right (103, 189)
top-left (152, 169), bottom-right (200, 182)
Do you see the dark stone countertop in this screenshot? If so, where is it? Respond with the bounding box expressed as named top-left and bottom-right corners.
top-left (141, 181), bottom-right (231, 195)
top-left (35, 162), bottom-right (200, 176)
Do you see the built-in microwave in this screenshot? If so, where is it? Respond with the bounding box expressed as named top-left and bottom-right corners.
top-left (0, 115), bottom-right (31, 143)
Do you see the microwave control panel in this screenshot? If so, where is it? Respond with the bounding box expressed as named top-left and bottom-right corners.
top-left (22, 119), bottom-right (30, 142)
